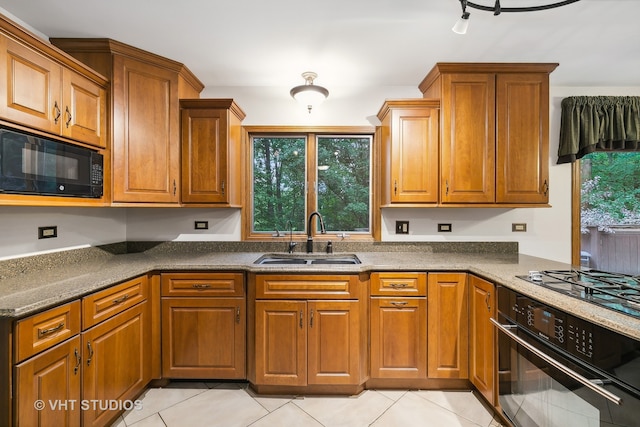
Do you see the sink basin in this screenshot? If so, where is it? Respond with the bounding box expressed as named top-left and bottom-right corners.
top-left (254, 254), bottom-right (361, 265)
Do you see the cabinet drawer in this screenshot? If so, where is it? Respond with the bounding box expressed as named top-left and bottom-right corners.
top-left (15, 300), bottom-right (81, 362)
top-left (161, 273), bottom-right (244, 297)
top-left (370, 272), bottom-right (427, 296)
top-left (82, 275), bottom-right (148, 329)
top-left (254, 274), bottom-right (359, 299)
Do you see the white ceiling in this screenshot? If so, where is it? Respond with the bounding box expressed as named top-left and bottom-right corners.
top-left (1, 0), bottom-right (638, 90)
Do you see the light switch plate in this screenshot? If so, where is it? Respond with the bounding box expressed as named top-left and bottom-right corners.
top-left (395, 221), bottom-right (409, 234)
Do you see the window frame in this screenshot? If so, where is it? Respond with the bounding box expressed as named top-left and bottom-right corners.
top-left (242, 126), bottom-right (377, 242)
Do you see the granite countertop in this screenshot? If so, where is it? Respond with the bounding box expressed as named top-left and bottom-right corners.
top-left (1, 245), bottom-right (639, 341)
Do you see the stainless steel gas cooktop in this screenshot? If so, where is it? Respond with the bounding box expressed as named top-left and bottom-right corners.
top-left (517, 269), bottom-right (640, 318)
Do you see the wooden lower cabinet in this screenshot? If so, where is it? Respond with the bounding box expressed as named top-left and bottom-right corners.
top-left (161, 297), bottom-right (245, 379)
top-left (370, 297), bottom-right (427, 379)
top-left (14, 336), bottom-right (81, 427)
top-left (254, 299), bottom-right (361, 387)
top-left (469, 275), bottom-right (497, 405)
top-left (427, 273), bottom-right (469, 379)
top-left (82, 301), bottom-right (151, 427)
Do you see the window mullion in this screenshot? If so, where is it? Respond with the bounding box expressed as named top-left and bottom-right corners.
top-left (307, 133), bottom-right (318, 237)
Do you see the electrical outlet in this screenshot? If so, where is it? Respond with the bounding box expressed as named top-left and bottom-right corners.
top-left (512, 223), bottom-right (527, 232)
top-left (395, 221), bottom-right (409, 234)
top-left (438, 223), bottom-right (452, 232)
top-left (194, 221), bottom-right (209, 230)
top-left (38, 226), bottom-right (57, 239)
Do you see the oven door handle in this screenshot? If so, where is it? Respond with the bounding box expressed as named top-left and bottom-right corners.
top-left (490, 318), bottom-right (623, 405)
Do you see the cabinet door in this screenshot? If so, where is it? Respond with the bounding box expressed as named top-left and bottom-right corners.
top-left (307, 300), bottom-right (360, 385)
top-left (427, 273), bottom-right (468, 379)
top-left (162, 297), bottom-right (245, 379)
top-left (61, 69), bottom-right (107, 148)
top-left (112, 55), bottom-right (179, 203)
top-left (181, 107), bottom-right (228, 203)
top-left (0, 35), bottom-right (62, 135)
top-left (469, 275), bottom-right (496, 405)
top-left (496, 73), bottom-right (549, 204)
top-left (82, 301), bottom-right (151, 427)
top-left (254, 300), bottom-right (306, 386)
top-left (370, 297), bottom-right (427, 379)
top-left (390, 108), bottom-right (439, 203)
top-left (441, 73), bottom-right (495, 204)
top-left (14, 336), bottom-right (81, 427)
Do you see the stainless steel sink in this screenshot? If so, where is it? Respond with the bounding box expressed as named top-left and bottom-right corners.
top-left (254, 254), bottom-right (361, 265)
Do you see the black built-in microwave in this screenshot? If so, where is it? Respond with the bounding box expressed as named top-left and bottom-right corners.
top-left (0, 127), bottom-right (103, 198)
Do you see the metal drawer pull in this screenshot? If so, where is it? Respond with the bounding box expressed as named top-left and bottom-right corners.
top-left (390, 301), bottom-right (408, 307)
top-left (38, 322), bottom-right (65, 338)
top-left (74, 348), bottom-right (81, 375)
top-left (192, 283), bottom-right (212, 289)
top-left (490, 318), bottom-right (622, 405)
top-left (53, 101), bottom-right (61, 124)
top-left (86, 340), bottom-right (94, 366)
top-left (390, 283), bottom-right (408, 288)
top-left (112, 294), bottom-right (129, 304)
top-left (65, 106), bottom-right (72, 128)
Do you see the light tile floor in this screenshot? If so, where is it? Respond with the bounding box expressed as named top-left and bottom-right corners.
top-left (111, 381), bottom-right (505, 427)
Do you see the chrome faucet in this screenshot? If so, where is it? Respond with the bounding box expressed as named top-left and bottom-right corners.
top-left (306, 211), bottom-right (326, 253)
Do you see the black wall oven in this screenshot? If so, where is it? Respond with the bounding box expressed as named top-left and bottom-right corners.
top-left (0, 127), bottom-right (103, 198)
top-left (495, 286), bottom-right (640, 427)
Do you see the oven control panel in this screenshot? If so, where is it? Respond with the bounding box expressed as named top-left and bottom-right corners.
top-left (498, 286), bottom-right (630, 367)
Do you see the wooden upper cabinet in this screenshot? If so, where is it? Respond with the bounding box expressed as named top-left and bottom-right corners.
top-left (61, 69), bottom-right (106, 149)
top-left (0, 35), bottom-right (62, 134)
top-left (496, 73), bottom-right (550, 204)
top-left (0, 34), bottom-right (106, 149)
top-left (377, 99), bottom-right (440, 205)
top-left (180, 99), bottom-right (246, 205)
top-left (419, 63), bottom-right (557, 206)
top-left (50, 38), bottom-right (204, 205)
top-left (440, 73), bottom-right (495, 204)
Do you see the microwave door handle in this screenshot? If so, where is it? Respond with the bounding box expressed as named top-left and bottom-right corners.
top-left (490, 318), bottom-right (623, 406)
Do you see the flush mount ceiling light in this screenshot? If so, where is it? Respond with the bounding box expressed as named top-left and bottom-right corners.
top-left (290, 72), bottom-right (329, 113)
top-left (452, 0), bottom-right (582, 34)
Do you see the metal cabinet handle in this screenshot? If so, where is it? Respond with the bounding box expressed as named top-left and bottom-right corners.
top-left (236, 306), bottom-right (241, 324)
top-left (390, 283), bottom-right (408, 289)
top-left (65, 106), bottom-right (72, 128)
top-left (394, 179), bottom-right (398, 196)
top-left (53, 101), bottom-right (61, 124)
top-left (485, 291), bottom-right (491, 311)
top-left (299, 310), bottom-right (304, 328)
top-left (490, 318), bottom-right (622, 405)
top-left (173, 179), bottom-right (177, 196)
top-left (542, 179), bottom-right (549, 196)
top-left (86, 340), bottom-right (94, 366)
top-left (310, 309), bottom-right (314, 327)
top-left (221, 180), bottom-right (225, 195)
top-left (38, 321), bottom-right (65, 338)
top-left (192, 283), bottom-right (212, 289)
top-left (390, 301), bottom-right (408, 307)
top-left (446, 180), bottom-right (449, 196)
top-left (74, 348), bottom-right (81, 375)
top-left (112, 294), bottom-right (129, 305)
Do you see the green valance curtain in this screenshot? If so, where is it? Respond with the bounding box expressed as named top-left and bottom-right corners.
top-left (557, 96), bottom-right (640, 164)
